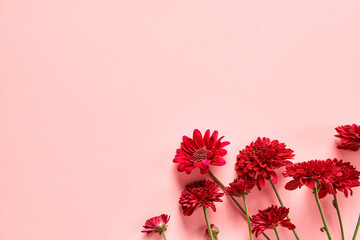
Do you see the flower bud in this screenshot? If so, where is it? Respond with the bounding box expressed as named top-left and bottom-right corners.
top-left (206, 224), bottom-right (219, 238)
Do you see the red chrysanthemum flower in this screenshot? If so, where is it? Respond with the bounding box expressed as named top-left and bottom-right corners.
top-left (318, 159), bottom-right (360, 198)
top-left (173, 129), bottom-right (230, 174)
top-left (179, 180), bottom-right (224, 216)
top-left (225, 176), bottom-right (256, 197)
top-left (235, 137), bottom-right (295, 190)
top-left (283, 159), bottom-right (342, 192)
top-left (335, 124), bottom-right (360, 151)
top-left (251, 205), bottom-right (295, 237)
top-left (141, 214), bottom-right (170, 234)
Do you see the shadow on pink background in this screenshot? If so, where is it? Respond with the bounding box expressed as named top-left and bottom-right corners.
top-left (0, 0), bottom-right (360, 239)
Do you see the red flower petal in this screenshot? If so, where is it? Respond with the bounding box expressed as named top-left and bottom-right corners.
top-left (270, 172), bottom-right (278, 184)
top-left (280, 221), bottom-right (296, 230)
top-left (258, 175), bottom-right (265, 190)
top-left (284, 179), bottom-right (300, 190)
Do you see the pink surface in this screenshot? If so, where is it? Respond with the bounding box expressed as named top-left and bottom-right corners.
top-left (0, 1), bottom-right (360, 239)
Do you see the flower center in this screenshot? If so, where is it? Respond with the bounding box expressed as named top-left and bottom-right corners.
top-left (155, 223), bottom-right (167, 233)
top-left (193, 148), bottom-right (208, 161)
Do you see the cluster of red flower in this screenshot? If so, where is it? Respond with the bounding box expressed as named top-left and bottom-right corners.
top-left (142, 124), bottom-right (360, 240)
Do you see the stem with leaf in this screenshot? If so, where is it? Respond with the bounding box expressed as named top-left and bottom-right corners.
top-left (332, 194), bottom-right (344, 240)
top-left (314, 182), bottom-right (332, 240)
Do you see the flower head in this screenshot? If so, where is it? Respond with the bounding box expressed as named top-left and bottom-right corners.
top-left (179, 180), bottom-right (224, 216)
top-left (318, 159), bottom-right (360, 198)
top-left (225, 176), bottom-right (256, 197)
top-left (335, 124), bottom-right (360, 151)
top-left (205, 224), bottom-right (220, 238)
top-left (141, 214), bottom-right (170, 234)
top-left (173, 129), bottom-right (230, 174)
top-left (283, 159), bottom-right (342, 192)
top-left (235, 137), bottom-right (295, 190)
top-left (251, 205), bottom-right (295, 237)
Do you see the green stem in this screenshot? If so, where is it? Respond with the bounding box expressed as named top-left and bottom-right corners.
top-left (333, 194), bottom-right (345, 240)
top-left (242, 195), bottom-right (253, 240)
top-left (314, 183), bottom-right (332, 240)
top-left (270, 179), bottom-right (284, 206)
top-left (229, 195), bottom-right (246, 214)
top-left (208, 169), bottom-right (225, 188)
top-left (203, 206), bottom-right (214, 240)
top-left (274, 227), bottom-right (280, 240)
top-left (215, 236), bottom-right (218, 240)
top-left (269, 179), bottom-right (300, 240)
top-left (353, 214), bottom-right (360, 240)
top-left (208, 170), bottom-right (245, 213)
top-left (162, 231), bottom-right (167, 240)
top-left (208, 170), bottom-right (270, 240)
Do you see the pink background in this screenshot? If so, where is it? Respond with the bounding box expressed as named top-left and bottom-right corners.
top-left (1, 1), bottom-right (360, 239)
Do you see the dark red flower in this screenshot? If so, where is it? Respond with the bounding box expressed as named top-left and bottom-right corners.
top-left (318, 159), bottom-right (360, 198)
top-left (235, 137), bottom-right (295, 190)
top-left (251, 205), bottom-right (295, 237)
top-left (283, 159), bottom-right (342, 192)
top-left (173, 129), bottom-right (230, 174)
top-left (335, 124), bottom-right (360, 151)
top-left (225, 176), bottom-right (256, 197)
top-left (179, 180), bottom-right (224, 216)
top-left (141, 214), bottom-right (170, 234)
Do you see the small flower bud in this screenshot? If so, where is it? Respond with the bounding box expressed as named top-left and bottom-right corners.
top-left (206, 224), bottom-right (219, 238)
